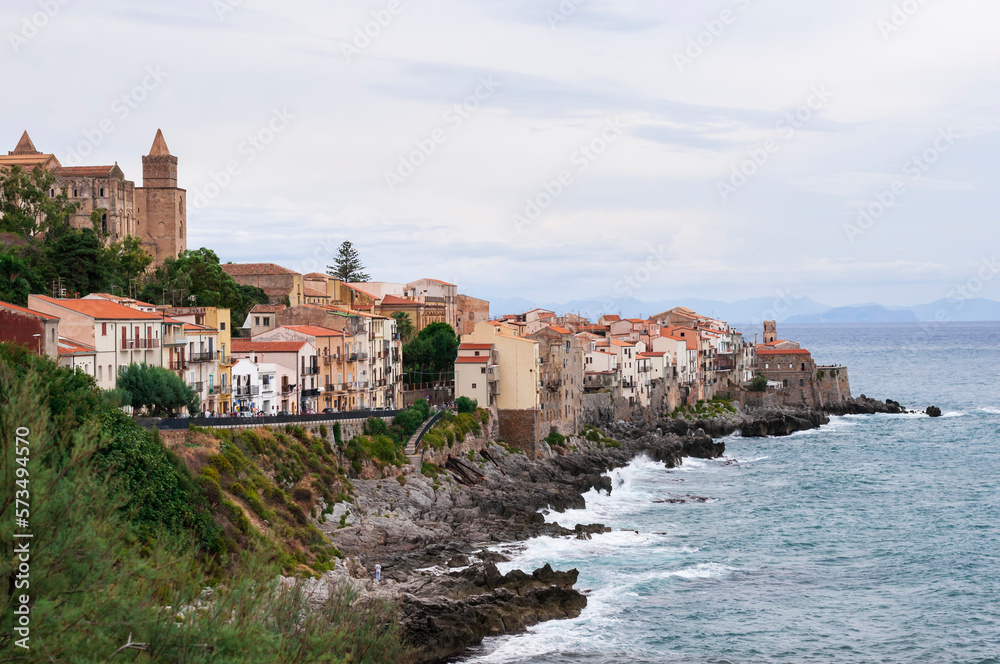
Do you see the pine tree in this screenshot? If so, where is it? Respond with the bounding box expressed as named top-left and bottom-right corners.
top-left (327, 241), bottom-right (371, 282)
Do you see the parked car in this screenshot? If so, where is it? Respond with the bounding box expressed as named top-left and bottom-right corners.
top-left (277, 410), bottom-right (292, 417)
top-left (322, 407), bottom-right (339, 414)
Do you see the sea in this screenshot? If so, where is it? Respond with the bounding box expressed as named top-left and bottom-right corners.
top-left (460, 323), bottom-right (1000, 664)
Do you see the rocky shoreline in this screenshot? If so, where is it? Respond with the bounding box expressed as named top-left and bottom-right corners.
top-left (310, 398), bottom-right (907, 663)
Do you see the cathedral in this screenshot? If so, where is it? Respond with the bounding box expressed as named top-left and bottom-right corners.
top-left (0, 129), bottom-right (186, 265)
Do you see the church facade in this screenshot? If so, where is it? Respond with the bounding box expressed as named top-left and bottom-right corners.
top-left (1, 130), bottom-right (186, 265)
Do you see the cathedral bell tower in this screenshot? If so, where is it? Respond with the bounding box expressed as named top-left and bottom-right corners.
top-left (135, 129), bottom-right (186, 264)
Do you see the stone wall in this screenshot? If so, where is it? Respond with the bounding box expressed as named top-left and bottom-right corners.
top-left (497, 408), bottom-right (544, 458)
top-left (402, 385), bottom-right (453, 407)
top-left (816, 366), bottom-right (852, 406)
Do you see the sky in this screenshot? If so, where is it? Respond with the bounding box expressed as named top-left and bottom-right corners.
top-left (2, 0), bottom-right (998, 309)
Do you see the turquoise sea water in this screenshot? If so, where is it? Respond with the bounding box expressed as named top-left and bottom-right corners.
top-left (462, 323), bottom-right (1000, 664)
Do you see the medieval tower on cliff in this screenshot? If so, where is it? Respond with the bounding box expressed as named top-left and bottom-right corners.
top-left (135, 129), bottom-right (186, 265)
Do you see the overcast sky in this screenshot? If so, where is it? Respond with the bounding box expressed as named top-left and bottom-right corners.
top-left (3, 0), bottom-right (998, 308)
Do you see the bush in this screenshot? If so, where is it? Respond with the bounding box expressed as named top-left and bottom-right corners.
top-left (545, 431), bottom-right (566, 447)
top-left (456, 396), bottom-right (477, 414)
top-left (749, 374), bottom-right (769, 392)
top-left (364, 417), bottom-right (390, 437)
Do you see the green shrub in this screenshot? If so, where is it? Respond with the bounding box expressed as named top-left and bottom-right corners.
top-left (456, 396), bottom-right (477, 413)
top-left (749, 374), bottom-right (769, 392)
top-left (318, 423), bottom-right (328, 439)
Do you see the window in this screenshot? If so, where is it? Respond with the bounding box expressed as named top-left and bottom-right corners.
top-left (801, 362), bottom-right (806, 371)
top-left (102, 323), bottom-right (107, 336)
top-left (481, 367), bottom-right (486, 374)
top-left (765, 363), bottom-right (770, 369)
top-left (220, 322), bottom-right (226, 331)
top-left (73, 188), bottom-right (78, 197)
top-left (472, 383), bottom-right (477, 389)
top-left (98, 365), bottom-right (102, 381)
top-left (800, 379), bottom-right (804, 386)
top-left (255, 317), bottom-right (260, 326)
top-left (263, 317), bottom-right (270, 325)
top-left (474, 351), bottom-right (480, 356)
top-left (100, 187), bottom-right (105, 196)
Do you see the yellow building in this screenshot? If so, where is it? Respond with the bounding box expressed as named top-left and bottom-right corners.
top-left (463, 321), bottom-right (540, 411)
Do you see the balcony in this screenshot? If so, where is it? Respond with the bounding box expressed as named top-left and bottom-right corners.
top-left (189, 382), bottom-right (204, 392)
top-left (281, 385), bottom-right (294, 395)
top-left (638, 365), bottom-right (651, 373)
top-left (302, 364), bottom-right (319, 376)
top-left (302, 388), bottom-right (321, 398)
top-left (357, 352), bottom-right (369, 361)
top-left (169, 360), bottom-right (187, 371)
top-left (209, 384), bottom-right (231, 395)
top-left (234, 386), bottom-right (260, 397)
top-left (121, 338), bottom-right (160, 350)
top-left (189, 351), bottom-right (217, 363)
top-left (322, 353), bottom-right (341, 365)
top-left (218, 355), bottom-right (232, 366)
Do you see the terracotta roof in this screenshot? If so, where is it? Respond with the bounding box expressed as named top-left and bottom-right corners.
top-left (57, 337), bottom-right (95, 355)
top-left (758, 349), bottom-right (811, 356)
top-left (426, 278), bottom-right (456, 286)
top-left (54, 166), bottom-right (116, 178)
top-left (455, 356), bottom-right (490, 364)
top-left (380, 295), bottom-right (416, 306)
top-left (547, 325), bottom-right (572, 335)
top-left (250, 304), bottom-right (286, 314)
top-left (460, 343), bottom-right (493, 350)
top-left (609, 339), bottom-right (635, 347)
top-left (303, 272), bottom-right (329, 279)
top-left (221, 263), bottom-right (300, 276)
top-left (762, 340), bottom-right (790, 346)
top-left (0, 300), bottom-right (59, 320)
top-left (183, 323), bottom-right (217, 333)
top-left (638, 352), bottom-right (666, 357)
top-left (88, 293), bottom-right (157, 308)
top-left (231, 340), bottom-right (308, 353)
top-left (283, 325), bottom-right (345, 338)
top-left (31, 295), bottom-right (162, 320)
top-left (602, 315), bottom-right (621, 322)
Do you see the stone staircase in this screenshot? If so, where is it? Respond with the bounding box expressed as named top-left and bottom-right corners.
top-left (404, 412), bottom-right (443, 471)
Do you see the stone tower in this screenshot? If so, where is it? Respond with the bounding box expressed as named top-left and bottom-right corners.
top-left (135, 129), bottom-right (186, 264)
top-left (763, 320), bottom-right (777, 344)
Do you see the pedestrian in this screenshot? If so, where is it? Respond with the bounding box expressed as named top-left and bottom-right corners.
top-left (374, 561), bottom-right (382, 583)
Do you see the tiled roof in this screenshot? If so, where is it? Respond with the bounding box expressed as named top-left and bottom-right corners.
top-left (250, 304), bottom-right (286, 314)
top-left (221, 263), bottom-right (300, 276)
top-left (283, 325), bottom-right (345, 338)
top-left (57, 337), bottom-right (95, 355)
top-left (547, 325), bottom-right (572, 335)
top-left (232, 340), bottom-right (308, 353)
top-left (762, 340), bottom-right (790, 346)
top-left (602, 315), bottom-right (621, 322)
top-left (426, 278), bottom-right (456, 286)
top-left (0, 300), bottom-right (59, 320)
top-left (455, 356), bottom-right (490, 364)
top-left (303, 272), bottom-right (329, 279)
top-left (54, 166), bottom-right (116, 178)
top-left (459, 343), bottom-right (493, 350)
top-left (758, 349), bottom-right (811, 356)
top-left (609, 339), bottom-right (635, 347)
top-left (638, 352), bottom-right (666, 357)
top-left (380, 295), bottom-right (416, 306)
top-left (31, 295), bottom-right (162, 320)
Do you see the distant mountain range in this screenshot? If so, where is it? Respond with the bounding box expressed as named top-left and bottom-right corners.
top-left (481, 295), bottom-right (1000, 324)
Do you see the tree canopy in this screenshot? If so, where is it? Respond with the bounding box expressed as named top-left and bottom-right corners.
top-left (326, 241), bottom-right (370, 282)
top-left (138, 248), bottom-right (269, 331)
top-left (391, 311), bottom-right (415, 343)
top-left (0, 165), bottom-right (77, 239)
top-left (116, 363), bottom-right (200, 416)
top-left (402, 322), bottom-right (459, 383)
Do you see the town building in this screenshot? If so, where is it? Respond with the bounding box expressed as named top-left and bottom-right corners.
top-left (404, 279), bottom-right (458, 329)
top-left (230, 339), bottom-right (319, 414)
top-left (454, 343), bottom-right (499, 408)
top-left (456, 295), bottom-right (490, 336)
top-left (0, 300), bottom-right (60, 359)
top-left (528, 325), bottom-right (584, 437)
top-left (222, 263), bottom-right (304, 306)
top-left (27, 295), bottom-right (167, 389)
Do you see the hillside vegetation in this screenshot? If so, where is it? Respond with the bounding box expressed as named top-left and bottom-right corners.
top-left (0, 344), bottom-right (408, 663)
